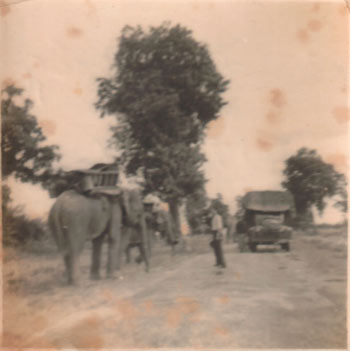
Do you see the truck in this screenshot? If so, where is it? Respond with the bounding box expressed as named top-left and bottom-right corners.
top-left (237, 190), bottom-right (294, 252)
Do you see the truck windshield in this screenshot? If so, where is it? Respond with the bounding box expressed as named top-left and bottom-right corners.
top-left (255, 213), bottom-right (284, 225)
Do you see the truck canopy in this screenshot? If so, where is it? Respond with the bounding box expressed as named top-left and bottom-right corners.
top-left (243, 191), bottom-right (294, 212)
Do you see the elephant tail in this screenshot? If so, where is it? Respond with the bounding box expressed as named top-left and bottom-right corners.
top-left (48, 202), bottom-right (68, 255)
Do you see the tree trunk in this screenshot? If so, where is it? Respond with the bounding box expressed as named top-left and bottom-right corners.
top-left (295, 199), bottom-right (313, 228)
top-left (168, 198), bottom-right (181, 243)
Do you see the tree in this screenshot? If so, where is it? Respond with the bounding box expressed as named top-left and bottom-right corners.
top-left (333, 175), bottom-right (348, 214)
top-left (2, 85), bottom-right (60, 185)
top-left (233, 195), bottom-right (245, 220)
top-left (282, 148), bottom-right (345, 222)
top-left (96, 23), bottom-right (229, 236)
top-left (185, 187), bottom-right (210, 234)
top-left (2, 85), bottom-right (60, 246)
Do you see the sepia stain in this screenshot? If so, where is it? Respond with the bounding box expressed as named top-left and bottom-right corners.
top-left (311, 3), bottom-right (320, 12)
top-left (269, 89), bottom-right (286, 109)
top-left (234, 271), bottom-right (241, 280)
top-left (67, 315), bottom-right (104, 349)
top-left (325, 153), bottom-right (348, 173)
top-left (0, 0), bottom-right (10, 17)
top-left (256, 137), bottom-right (274, 152)
top-left (176, 296), bottom-right (200, 315)
top-left (22, 72), bottom-right (32, 79)
top-left (219, 294), bottom-right (229, 305)
top-left (296, 28), bottom-right (309, 43)
top-left (73, 87), bottom-right (83, 96)
top-left (66, 26), bottom-right (83, 38)
top-left (338, 3), bottom-right (348, 16)
top-left (33, 62), bottom-right (40, 68)
top-left (214, 325), bottom-right (229, 337)
top-left (85, 0), bottom-right (97, 16)
top-left (207, 117), bottom-right (225, 139)
top-left (165, 305), bottom-right (183, 328)
top-left (38, 119), bottom-right (56, 137)
top-left (307, 19), bottom-right (322, 32)
top-left (332, 106), bottom-right (350, 124)
top-left (101, 288), bottom-right (114, 302)
top-left (115, 299), bottom-right (138, 321)
top-left (192, 3), bottom-right (200, 11)
top-left (2, 77), bottom-right (16, 88)
top-left (265, 111), bottom-right (281, 125)
top-left (142, 299), bottom-right (155, 314)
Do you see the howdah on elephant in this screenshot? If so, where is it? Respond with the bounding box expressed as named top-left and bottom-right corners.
top-left (49, 188), bottom-right (149, 285)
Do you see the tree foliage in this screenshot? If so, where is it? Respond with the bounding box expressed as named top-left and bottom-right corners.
top-left (233, 195), bottom-right (245, 220)
top-left (333, 176), bottom-right (348, 213)
top-left (185, 187), bottom-right (210, 234)
top-left (2, 85), bottom-right (60, 247)
top-left (282, 148), bottom-right (345, 220)
top-left (2, 186), bottom-right (48, 247)
top-left (96, 23), bottom-right (229, 234)
top-left (2, 85), bottom-right (60, 185)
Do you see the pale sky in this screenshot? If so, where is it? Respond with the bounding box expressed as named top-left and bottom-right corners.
top-left (2, 0), bottom-right (349, 223)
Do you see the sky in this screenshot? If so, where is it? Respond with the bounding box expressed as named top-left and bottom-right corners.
top-left (2, 0), bottom-right (349, 223)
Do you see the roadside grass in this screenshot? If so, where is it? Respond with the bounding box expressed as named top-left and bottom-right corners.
top-left (2, 234), bottom-right (212, 296)
top-left (298, 223), bottom-right (347, 254)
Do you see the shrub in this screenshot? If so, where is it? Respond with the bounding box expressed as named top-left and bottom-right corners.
top-left (3, 206), bottom-right (49, 248)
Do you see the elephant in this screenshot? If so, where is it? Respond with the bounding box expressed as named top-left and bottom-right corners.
top-left (48, 188), bottom-right (148, 285)
top-left (121, 190), bottom-right (150, 270)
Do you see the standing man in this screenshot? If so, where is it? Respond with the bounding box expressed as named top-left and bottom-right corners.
top-left (210, 208), bottom-right (227, 268)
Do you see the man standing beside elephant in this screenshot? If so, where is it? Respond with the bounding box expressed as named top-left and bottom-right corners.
top-left (210, 209), bottom-right (227, 268)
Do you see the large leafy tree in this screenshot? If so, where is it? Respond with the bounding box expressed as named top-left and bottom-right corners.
top-left (333, 176), bottom-right (348, 214)
top-left (2, 85), bottom-right (60, 245)
top-left (282, 148), bottom-right (345, 222)
top-left (96, 23), bottom-right (229, 236)
top-left (2, 85), bottom-right (60, 185)
top-left (185, 186), bottom-right (209, 234)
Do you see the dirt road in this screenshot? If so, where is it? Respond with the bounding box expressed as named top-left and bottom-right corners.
top-left (3, 230), bottom-right (347, 349)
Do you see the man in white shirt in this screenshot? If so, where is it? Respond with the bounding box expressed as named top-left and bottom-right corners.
top-left (210, 209), bottom-right (226, 268)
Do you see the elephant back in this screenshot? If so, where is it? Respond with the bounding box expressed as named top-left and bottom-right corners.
top-left (49, 190), bottom-right (111, 248)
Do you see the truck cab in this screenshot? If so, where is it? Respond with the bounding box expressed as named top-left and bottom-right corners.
top-left (237, 190), bottom-right (294, 252)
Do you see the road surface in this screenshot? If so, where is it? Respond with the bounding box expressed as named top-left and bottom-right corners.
top-left (3, 231), bottom-right (347, 349)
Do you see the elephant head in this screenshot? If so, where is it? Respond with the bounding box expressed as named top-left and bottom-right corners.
top-left (122, 189), bottom-right (144, 227)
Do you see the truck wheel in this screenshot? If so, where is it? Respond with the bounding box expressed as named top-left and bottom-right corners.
top-left (249, 243), bottom-right (257, 252)
top-left (281, 243), bottom-right (290, 251)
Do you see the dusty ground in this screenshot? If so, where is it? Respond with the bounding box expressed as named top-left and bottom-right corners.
top-left (2, 226), bottom-right (347, 349)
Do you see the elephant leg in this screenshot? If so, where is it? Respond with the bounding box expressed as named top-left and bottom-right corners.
top-left (147, 230), bottom-right (153, 257)
top-left (91, 234), bottom-right (104, 280)
top-left (65, 253), bottom-right (80, 285)
top-left (106, 235), bottom-right (118, 279)
top-left (139, 243), bottom-right (149, 272)
top-left (107, 199), bottom-right (122, 276)
top-left (63, 254), bottom-right (72, 283)
top-left (72, 256), bottom-right (81, 285)
top-left (125, 244), bottom-right (131, 264)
